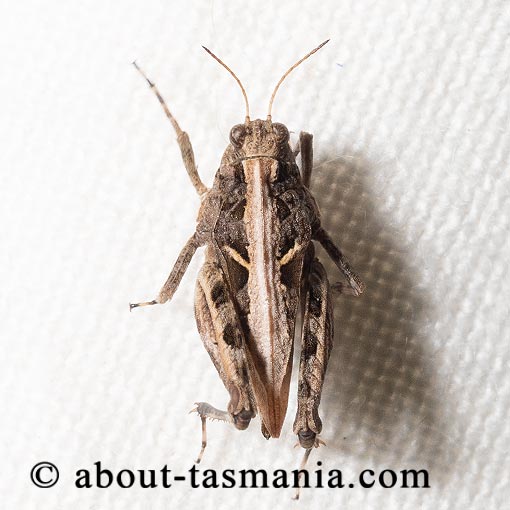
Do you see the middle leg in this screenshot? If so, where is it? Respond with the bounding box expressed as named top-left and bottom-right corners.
top-left (130, 233), bottom-right (200, 310)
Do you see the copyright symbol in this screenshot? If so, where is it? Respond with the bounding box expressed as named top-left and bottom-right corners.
top-left (30, 462), bottom-right (59, 488)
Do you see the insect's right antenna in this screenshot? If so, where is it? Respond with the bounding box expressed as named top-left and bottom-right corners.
top-left (202, 46), bottom-right (251, 124)
top-left (267, 39), bottom-right (330, 121)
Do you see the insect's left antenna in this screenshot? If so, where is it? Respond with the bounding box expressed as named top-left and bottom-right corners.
top-left (202, 46), bottom-right (250, 123)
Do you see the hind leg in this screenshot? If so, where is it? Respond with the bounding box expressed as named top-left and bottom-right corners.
top-left (292, 258), bottom-right (332, 498)
top-left (191, 261), bottom-right (256, 462)
top-left (294, 258), bottom-right (333, 447)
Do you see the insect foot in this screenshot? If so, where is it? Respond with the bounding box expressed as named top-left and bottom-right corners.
top-left (129, 299), bottom-right (157, 311)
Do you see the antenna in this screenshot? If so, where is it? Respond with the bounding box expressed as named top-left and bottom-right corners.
top-left (267, 39), bottom-right (329, 120)
top-left (202, 46), bottom-right (250, 123)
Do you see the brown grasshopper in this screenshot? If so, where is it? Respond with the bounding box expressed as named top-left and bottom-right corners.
top-left (130, 40), bottom-right (364, 478)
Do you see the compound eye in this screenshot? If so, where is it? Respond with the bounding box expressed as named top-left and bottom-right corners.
top-left (272, 122), bottom-right (289, 144)
top-left (230, 124), bottom-right (246, 148)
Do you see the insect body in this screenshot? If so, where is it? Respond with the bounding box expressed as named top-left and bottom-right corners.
top-left (131, 41), bottom-right (364, 480)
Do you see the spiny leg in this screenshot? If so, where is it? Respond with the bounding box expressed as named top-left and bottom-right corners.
top-left (292, 258), bottom-right (332, 498)
top-left (130, 233), bottom-right (200, 310)
top-left (189, 402), bottom-right (232, 463)
top-left (190, 261), bottom-right (256, 462)
top-left (197, 415), bottom-right (206, 464)
top-left (299, 131), bottom-right (314, 188)
top-left (132, 61), bottom-right (208, 197)
top-left (294, 258), bottom-right (333, 445)
top-left (314, 227), bottom-right (365, 296)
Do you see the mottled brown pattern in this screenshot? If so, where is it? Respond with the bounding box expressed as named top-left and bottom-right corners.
top-left (131, 64), bottom-right (364, 458)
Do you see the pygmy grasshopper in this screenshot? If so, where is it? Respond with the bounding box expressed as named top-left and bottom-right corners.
top-left (131, 40), bottom-right (364, 488)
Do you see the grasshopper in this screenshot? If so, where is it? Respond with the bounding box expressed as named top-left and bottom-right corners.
top-left (130, 40), bottom-right (364, 484)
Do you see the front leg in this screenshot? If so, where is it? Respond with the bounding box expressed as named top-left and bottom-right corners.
top-left (297, 132), bottom-right (363, 295)
top-left (293, 258), bottom-right (333, 448)
top-left (133, 62), bottom-right (208, 196)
